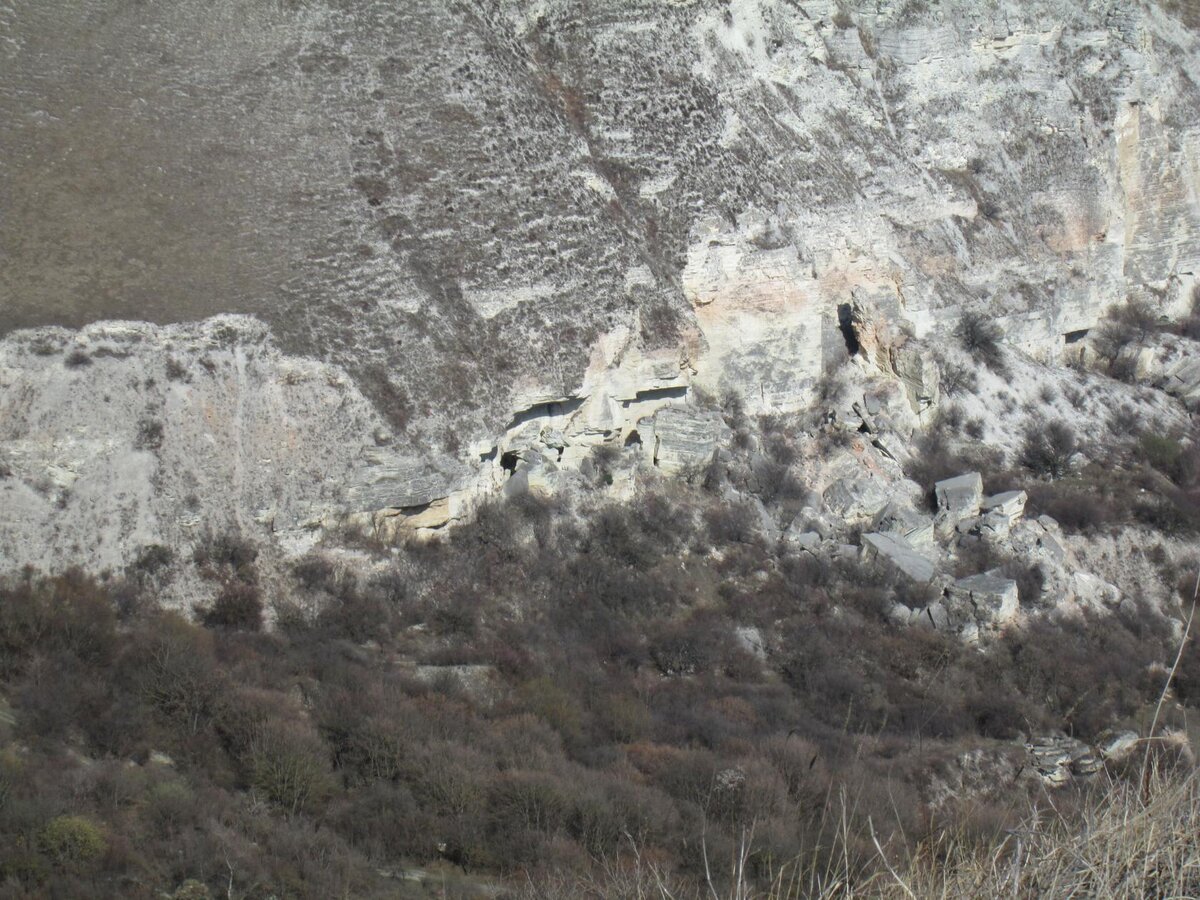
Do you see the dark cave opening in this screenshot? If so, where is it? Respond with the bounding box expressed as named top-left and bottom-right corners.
top-left (500, 451), bottom-right (519, 476)
top-left (837, 303), bottom-right (860, 356)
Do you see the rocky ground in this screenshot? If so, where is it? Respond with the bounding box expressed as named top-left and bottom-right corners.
top-left (1, 6), bottom-right (1199, 891)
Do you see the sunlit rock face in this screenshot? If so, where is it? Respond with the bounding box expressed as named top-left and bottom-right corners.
top-left (1, 0), bottom-right (1198, 571)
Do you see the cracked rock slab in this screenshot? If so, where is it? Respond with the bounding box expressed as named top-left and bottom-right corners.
top-left (862, 531), bottom-right (935, 582)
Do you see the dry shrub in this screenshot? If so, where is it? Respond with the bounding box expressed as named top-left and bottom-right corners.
top-left (200, 581), bottom-right (263, 631)
top-left (956, 312), bottom-right (1007, 375)
top-left (1020, 421), bottom-right (1077, 479)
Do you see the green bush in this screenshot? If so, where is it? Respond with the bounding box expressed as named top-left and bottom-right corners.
top-left (37, 815), bottom-right (106, 865)
top-left (172, 880), bottom-right (213, 900)
top-left (1140, 433), bottom-right (1186, 483)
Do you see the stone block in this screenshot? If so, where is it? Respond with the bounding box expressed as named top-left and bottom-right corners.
top-left (646, 407), bottom-right (720, 474)
top-left (982, 489), bottom-right (1027, 524)
top-left (872, 502), bottom-right (934, 548)
top-left (935, 472), bottom-right (983, 520)
top-left (948, 571), bottom-right (1019, 626)
top-left (861, 531), bottom-right (935, 582)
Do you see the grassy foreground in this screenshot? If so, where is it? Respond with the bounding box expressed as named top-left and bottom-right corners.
top-left (522, 761), bottom-right (1200, 898)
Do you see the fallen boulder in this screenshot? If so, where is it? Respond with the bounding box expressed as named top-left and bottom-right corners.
top-left (862, 531), bottom-right (935, 582)
top-left (873, 502), bottom-right (935, 548)
top-left (935, 472), bottom-right (984, 521)
top-left (947, 571), bottom-right (1020, 628)
top-left (982, 490), bottom-right (1027, 525)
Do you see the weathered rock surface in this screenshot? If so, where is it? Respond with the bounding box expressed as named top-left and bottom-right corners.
top-left (947, 572), bottom-right (1020, 630)
top-left (2, 0), bottom-right (1200, 571)
top-left (1027, 734), bottom-right (1104, 786)
top-left (873, 502), bottom-right (935, 549)
top-left (644, 406), bottom-right (723, 475)
top-left (982, 491), bottom-right (1028, 525)
top-left (862, 531), bottom-right (935, 583)
top-left (935, 473), bottom-right (985, 524)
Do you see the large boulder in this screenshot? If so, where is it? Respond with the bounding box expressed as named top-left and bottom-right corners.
top-left (872, 502), bottom-right (935, 549)
top-left (861, 532), bottom-right (935, 583)
top-left (947, 571), bottom-right (1020, 629)
top-left (1026, 735), bottom-right (1103, 786)
top-left (935, 473), bottom-right (984, 522)
top-left (641, 406), bottom-right (722, 475)
top-left (981, 490), bottom-right (1027, 525)
top-left (824, 472), bottom-right (893, 522)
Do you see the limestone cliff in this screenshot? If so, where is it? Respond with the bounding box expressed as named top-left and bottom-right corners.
top-left (1, 0), bottom-right (1198, 576)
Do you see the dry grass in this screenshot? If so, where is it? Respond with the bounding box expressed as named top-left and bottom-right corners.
top-left (886, 765), bottom-right (1200, 899)
top-left (522, 768), bottom-right (1200, 898)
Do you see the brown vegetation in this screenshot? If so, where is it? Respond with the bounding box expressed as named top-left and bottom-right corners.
top-left (0, 477), bottom-right (1196, 897)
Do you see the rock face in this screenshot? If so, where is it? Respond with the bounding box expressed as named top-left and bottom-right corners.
top-left (643, 407), bottom-right (723, 475)
top-left (0, 318), bottom-right (468, 568)
top-left (1027, 735), bottom-right (1104, 786)
top-left (2, 1), bottom-right (1200, 571)
top-left (935, 473), bottom-right (985, 529)
top-left (946, 572), bottom-right (1020, 630)
top-left (861, 532), bottom-right (935, 583)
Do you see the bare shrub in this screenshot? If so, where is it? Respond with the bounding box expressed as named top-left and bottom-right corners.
top-left (164, 356), bottom-right (190, 381)
top-left (703, 501), bottom-right (761, 545)
top-left (940, 361), bottom-right (979, 396)
top-left (1025, 483), bottom-right (1120, 533)
top-left (590, 443), bottom-right (620, 486)
top-left (1020, 421), bottom-right (1078, 479)
top-left (356, 364), bottom-right (412, 431)
top-left (639, 300), bottom-right (682, 347)
top-left (248, 720), bottom-right (335, 816)
top-left (135, 417), bottom-right (165, 451)
top-left (751, 458), bottom-right (805, 506)
top-left (199, 582), bottom-right (263, 631)
top-left (192, 530), bottom-right (258, 581)
top-left (1094, 298), bottom-right (1161, 357)
top-left (956, 312), bottom-right (1007, 374)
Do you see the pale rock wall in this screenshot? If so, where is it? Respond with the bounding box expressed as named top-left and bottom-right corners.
top-left (2, 0), bottom-right (1199, 575)
top-left (0, 317), bottom-right (440, 569)
top-left (682, 212), bottom-right (824, 410)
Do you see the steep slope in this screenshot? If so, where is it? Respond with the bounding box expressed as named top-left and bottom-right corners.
top-left (1, 0), bottom-right (1198, 573)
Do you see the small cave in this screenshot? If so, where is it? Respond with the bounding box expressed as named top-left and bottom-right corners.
top-left (631, 386), bottom-right (688, 404)
top-left (500, 451), bottom-right (520, 476)
top-left (1064, 328), bottom-right (1090, 344)
top-left (505, 397), bottom-right (584, 431)
top-left (624, 430), bottom-right (642, 448)
top-left (837, 303), bottom-right (860, 356)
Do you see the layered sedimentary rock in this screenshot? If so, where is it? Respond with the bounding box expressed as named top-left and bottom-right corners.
top-left (1, 1), bottom-right (1199, 571)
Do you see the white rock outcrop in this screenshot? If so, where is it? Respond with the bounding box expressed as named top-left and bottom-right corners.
top-left (3, 0), bottom-right (1200, 578)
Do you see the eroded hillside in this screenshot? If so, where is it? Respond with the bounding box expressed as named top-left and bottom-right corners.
top-left (2, 1), bottom-right (1199, 577)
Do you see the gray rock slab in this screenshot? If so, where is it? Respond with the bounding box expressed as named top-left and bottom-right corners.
top-left (862, 532), bottom-right (935, 582)
top-left (982, 490), bottom-right (1027, 523)
top-left (935, 472), bottom-right (984, 520)
top-left (648, 407), bottom-right (720, 474)
top-left (948, 571), bottom-right (1019, 626)
top-left (824, 473), bottom-right (892, 521)
top-left (872, 502), bottom-right (935, 548)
